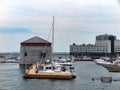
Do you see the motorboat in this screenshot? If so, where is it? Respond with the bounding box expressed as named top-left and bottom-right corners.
top-left (94, 57), bottom-right (113, 65)
top-left (53, 58), bottom-right (73, 66)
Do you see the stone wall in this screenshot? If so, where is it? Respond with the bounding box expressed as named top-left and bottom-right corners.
top-left (20, 46), bottom-right (52, 64)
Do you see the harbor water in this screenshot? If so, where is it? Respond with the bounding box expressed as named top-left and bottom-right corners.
top-left (0, 61), bottom-right (120, 90)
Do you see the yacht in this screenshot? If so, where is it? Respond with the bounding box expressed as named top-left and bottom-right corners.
top-left (94, 57), bottom-right (113, 65)
top-left (23, 17), bottom-right (76, 79)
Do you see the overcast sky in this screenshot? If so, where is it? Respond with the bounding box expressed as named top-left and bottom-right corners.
top-left (0, 0), bottom-right (120, 52)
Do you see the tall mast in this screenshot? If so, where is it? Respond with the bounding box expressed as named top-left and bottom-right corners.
top-left (52, 16), bottom-right (54, 60)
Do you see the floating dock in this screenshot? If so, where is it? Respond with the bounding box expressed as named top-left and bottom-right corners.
top-left (101, 77), bottom-right (112, 82)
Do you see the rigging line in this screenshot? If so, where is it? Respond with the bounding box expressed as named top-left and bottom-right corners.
top-left (54, 17), bottom-right (66, 50)
top-left (52, 16), bottom-right (54, 62)
top-left (39, 18), bottom-right (53, 65)
top-left (39, 27), bottom-right (52, 65)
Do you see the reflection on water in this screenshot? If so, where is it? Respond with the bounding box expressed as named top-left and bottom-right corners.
top-left (0, 62), bottom-right (120, 90)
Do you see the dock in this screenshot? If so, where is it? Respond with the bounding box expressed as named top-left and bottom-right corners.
top-left (74, 58), bottom-right (93, 61)
top-left (0, 59), bottom-right (19, 63)
top-left (103, 64), bottom-right (120, 72)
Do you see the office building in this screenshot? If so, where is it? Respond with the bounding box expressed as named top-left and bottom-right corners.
top-left (70, 34), bottom-right (120, 57)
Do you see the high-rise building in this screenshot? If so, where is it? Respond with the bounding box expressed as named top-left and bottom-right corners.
top-left (96, 34), bottom-right (116, 40)
top-left (70, 34), bottom-right (120, 57)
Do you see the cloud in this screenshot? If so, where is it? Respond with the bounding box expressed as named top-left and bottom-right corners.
top-left (0, 27), bottom-right (31, 34)
top-left (0, 0), bottom-right (120, 52)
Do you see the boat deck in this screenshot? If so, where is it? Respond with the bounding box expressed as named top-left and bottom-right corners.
top-left (27, 64), bottom-right (37, 74)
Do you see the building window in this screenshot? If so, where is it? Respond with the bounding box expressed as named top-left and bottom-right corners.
top-left (40, 53), bottom-right (46, 58)
top-left (24, 53), bottom-right (27, 56)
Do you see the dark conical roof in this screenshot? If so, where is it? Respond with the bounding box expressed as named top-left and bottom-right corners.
top-left (22, 36), bottom-right (51, 43)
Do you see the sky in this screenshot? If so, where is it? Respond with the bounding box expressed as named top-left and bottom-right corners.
top-left (0, 0), bottom-right (120, 52)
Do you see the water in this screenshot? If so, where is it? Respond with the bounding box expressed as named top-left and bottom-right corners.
top-left (0, 61), bottom-right (120, 90)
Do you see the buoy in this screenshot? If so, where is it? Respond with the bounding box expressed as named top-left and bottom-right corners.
top-left (92, 78), bottom-right (95, 81)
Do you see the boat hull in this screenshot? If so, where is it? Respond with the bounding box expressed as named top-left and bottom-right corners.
top-left (24, 73), bottom-right (76, 79)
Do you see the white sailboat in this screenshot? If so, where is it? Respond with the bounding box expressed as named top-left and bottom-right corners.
top-left (23, 17), bottom-right (76, 79)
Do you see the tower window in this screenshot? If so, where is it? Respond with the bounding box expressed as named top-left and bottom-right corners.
top-left (24, 53), bottom-right (27, 56)
top-left (40, 53), bottom-right (46, 58)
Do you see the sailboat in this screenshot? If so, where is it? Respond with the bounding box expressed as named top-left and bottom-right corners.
top-left (23, 17), bottom-right (76, 79)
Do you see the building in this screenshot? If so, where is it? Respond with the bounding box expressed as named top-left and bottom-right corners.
top-left (19, 36), bottom-right (52, 65)
top-left (70, 34), bottom-right (120, 58)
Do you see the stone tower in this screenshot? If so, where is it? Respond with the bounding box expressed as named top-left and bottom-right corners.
top-left (19, 36), bottom-right (52, 65)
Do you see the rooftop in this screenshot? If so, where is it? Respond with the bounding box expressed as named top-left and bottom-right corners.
top-left (21, 36), bottom-right (51, 44)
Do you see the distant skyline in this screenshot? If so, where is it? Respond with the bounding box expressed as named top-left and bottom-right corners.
top-left (0, 0), bottom-right (120, 52)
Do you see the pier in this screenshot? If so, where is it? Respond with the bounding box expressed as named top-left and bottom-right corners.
top-left (103, 64), bottom-right (120, 72)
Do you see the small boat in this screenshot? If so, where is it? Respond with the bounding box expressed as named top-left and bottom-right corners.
top-left (53, 58), bottom-right (73, 66)
top-left (94, 57), bottom-right (113, 65)
top-left (82, 56), bottom-right (92, 61)
top-left (74, 56), bottom-right (92, 61)
top-left (113, 59), bottom-right (120, 66)
top-left (95, 57), bottom-right (120, 66)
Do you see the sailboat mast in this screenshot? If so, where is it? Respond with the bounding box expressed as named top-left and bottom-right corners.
top-left (52, 16), bottom-right (54, 60)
